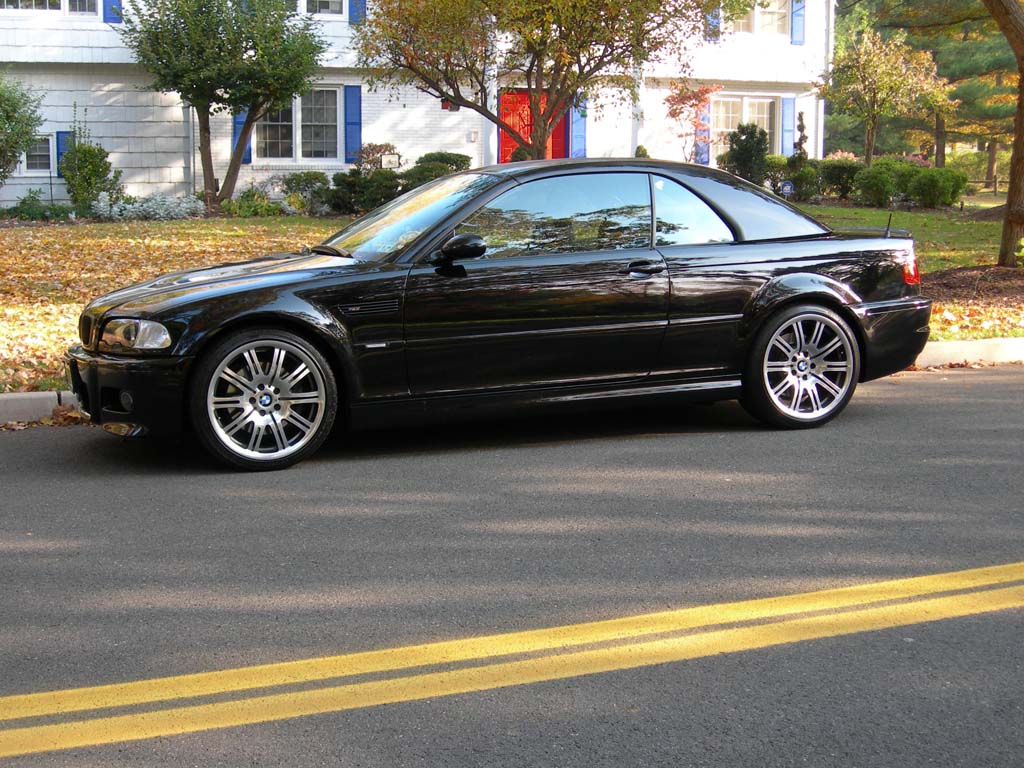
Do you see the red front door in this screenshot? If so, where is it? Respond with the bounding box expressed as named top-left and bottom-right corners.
top-left (498, 90), bottom-right (570, 163)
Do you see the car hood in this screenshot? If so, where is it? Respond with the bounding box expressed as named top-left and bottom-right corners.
top-left (85, 251), bottom-right (363, 317)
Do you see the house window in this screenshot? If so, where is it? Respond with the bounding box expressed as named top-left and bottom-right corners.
top-left (306, 0), bottom-right (343, 13)
top-left (25, 137), bottom-right (52, 171)
top-left (711, 96), bottom-right (779, 161)
top-left (67, 0), bottom-right (96, 13)
top-left (1, 0), bottom-right (60, 8)
top-left (255, 107), bottom-right (294, 159)
top-left (730, 0), bottom-right (789, 35)
top-left (301, 90), bottom-right (338, 159)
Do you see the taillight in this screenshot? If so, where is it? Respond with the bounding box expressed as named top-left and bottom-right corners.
top-left (903, 252), bottom-right (920, 285)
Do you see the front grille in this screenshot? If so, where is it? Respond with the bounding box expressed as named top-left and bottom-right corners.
top-left (79, 313), bottom-right (96, 350)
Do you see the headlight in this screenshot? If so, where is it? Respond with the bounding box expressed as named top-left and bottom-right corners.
top-left (99, 319), bottom-right (173, 352)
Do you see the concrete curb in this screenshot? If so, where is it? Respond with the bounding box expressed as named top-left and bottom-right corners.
top-left (1, 337), bottom-right (1023, 425)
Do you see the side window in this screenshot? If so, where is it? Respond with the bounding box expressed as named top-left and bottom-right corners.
top-left (653, 176), bottom-right (734, 247)
top-left (457, 173), bottom-right (651, 259)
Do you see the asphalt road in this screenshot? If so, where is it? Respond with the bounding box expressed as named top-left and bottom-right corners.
top-left (1, 366), bottom-right (1022, 766)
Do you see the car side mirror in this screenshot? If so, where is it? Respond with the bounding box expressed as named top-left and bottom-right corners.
top-left (433, 233), bottom-right (486, 264)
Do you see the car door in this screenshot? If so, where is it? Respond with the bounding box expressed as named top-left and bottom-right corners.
top-left (403, 172), bottom-right (670, 395)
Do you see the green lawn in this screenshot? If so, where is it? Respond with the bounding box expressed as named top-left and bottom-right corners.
top-left (800, 204), bottom-right (1002, 273)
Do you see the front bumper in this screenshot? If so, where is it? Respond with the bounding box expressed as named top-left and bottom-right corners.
top-left (854, 297), bottom-right (932, 381)
top-left (65, 345), bottom-right (193, 436)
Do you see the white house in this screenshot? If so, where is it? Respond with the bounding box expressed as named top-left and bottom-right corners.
top-left (0, 0), bottom-right (834, 204)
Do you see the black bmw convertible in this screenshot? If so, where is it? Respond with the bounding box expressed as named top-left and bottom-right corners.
top-left (67, 159), bottom-right (931, 470)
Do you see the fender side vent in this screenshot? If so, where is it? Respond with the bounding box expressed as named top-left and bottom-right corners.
top-left (339, 299), bottom-right (401, 317)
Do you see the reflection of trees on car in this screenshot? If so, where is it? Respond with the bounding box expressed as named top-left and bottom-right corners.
top-left (459, 205), bottom-right (650, 258)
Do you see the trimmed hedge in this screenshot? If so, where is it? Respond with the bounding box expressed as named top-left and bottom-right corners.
top-left (819, 158), bottom-right (863, 199)
top-left (854, 165), bottom-right (896, 208)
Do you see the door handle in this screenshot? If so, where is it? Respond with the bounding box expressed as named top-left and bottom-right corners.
top-left (620, 260), bottom-right (665, 277)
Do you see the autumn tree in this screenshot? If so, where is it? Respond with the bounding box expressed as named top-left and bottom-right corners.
top-left (665, 80), bottom-right (720, 163)
top-left (355, 0), bottom-right (752, 160)
top-left (119, 0), bottom-right (326, 209)
top-left (818, 29), bottom-right (950, 166)
top-left (0, 73), bottom-right (43, 189)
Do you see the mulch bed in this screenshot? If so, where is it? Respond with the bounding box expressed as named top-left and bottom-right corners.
top-left (922, 266), bottom-right (1024, 338)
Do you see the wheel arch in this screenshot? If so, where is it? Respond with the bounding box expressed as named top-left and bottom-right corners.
top-left (740, 275), bottom-right (867, 380)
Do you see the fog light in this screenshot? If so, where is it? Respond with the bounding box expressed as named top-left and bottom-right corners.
top-left (119, 390), bottom-right (134, 412)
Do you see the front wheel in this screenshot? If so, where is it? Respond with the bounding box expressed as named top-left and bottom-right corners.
top-left (741, 304), bottom-right (860, 429)
top-left (190, 328), bottom-right (338, 470)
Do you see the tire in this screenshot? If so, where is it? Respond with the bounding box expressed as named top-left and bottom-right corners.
top-left (190, 328), bottom-right (338, 470)
top-left (741, 303), bottom-right (860, 429)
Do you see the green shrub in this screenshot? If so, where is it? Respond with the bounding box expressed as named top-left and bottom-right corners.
top-left (59, 139), bottom-right (123, 215)
top-left (509, 146), bottom-right (530, 162)
top-left (634, 145), bottom-right (650, 158)
top-left (765, 154), bottom-right (788, 194)
top-left (946, 149), bottom-right (1012, 181)
top-left (416, 152), bottom-right (471, 172)
top-left (400, 161), bottom-right (451, 191)
top-left (222, 188), bottom-right (283, 217)
top-left (854, 165), bottom-right (896, 207)
top-left (722, 123), bottom-right (769, 185)
top-left (791, 165), bottom-right (820, 202)
top-left (357, 169), bottom-right (401, 211)
top-left (818, 158), bottom-right (864, 199)
top-left (354, 142), bottom-right (398, 172)
top-left (8, 188), bottom-right (73, 221)
top-left (280, 171), bottom-right (329, 213)
top-left (907, 167), bottom-right (969, 208)
top-left (871, 157), bottom-right (924, 196)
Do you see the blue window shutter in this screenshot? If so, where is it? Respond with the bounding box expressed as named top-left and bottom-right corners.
top-left (232, 111), bottom-right (251, 164)
top-left (791, 0), bottom-right (805, 45)
top-left (348, 0), bottom-right (365, 24)
top-left (781, 97), bottom-right (796, 156)
top-left (695, 106), bottom-right (710, 165)
top-left (570, 99), bottom-right (587, 158)
top-left (705, 6), bottom-right (721, 40)
top-left (344, 86), bottom-right (362, 163)
top-left (102, 0), bottom-right (121, 23)
top-left (56, 131), bottom-right (73, 178)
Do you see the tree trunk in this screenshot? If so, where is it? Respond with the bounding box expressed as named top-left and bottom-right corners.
top-left (863, 119), bottom-right (876, 167)
top-left (194, 106), bottom-right (218, 214)
top-left (934, 114), bottom-right (946, 167)
top-left (986, 140), bottom-right (999, 185)
top-left (529, 117), bottom-right (552, 160)
top-left (217, 112), bottom-right (259, 204)
top-left (996, 66), bottom-right (1024, 266)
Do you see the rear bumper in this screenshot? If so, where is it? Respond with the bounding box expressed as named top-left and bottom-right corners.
top-left (854, 297), bottom-right (932, 381)
top-left (65, 345), bottom-right (193, 436)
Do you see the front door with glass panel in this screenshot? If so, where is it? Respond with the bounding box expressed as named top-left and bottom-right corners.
top-left (403, 173), bottom-right (670, 395)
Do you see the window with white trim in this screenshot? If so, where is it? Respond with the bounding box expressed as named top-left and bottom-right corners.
top-left (305, 0), bottom-right (343, 14)
top-left (301, 90), bottom-right (338, 159)
top-left (730, 0), bottom-right (790, 35)
top-left (253, 89), bottom-right (341, 162)
top-left (255, 106), bottom-right (294, 159)
top-left (25, 137), bottom-right (52, 171)
top-left (1, 0), bottom-right (97, 12)
top-left (711, 97), bottom-right (779, 162)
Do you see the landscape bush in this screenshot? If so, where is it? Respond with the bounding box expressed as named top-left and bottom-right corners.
top-left (279, 171), bottom-right (330, 214)
top-left (790, 164), bottom-right (821, 202)
top-left (221, 188), bottom-right (284, 217)
top-left (7, 188), bottom-right (73, 221)
top-left (59, 138), bottom-right (123, 215)
top-left (819, 158), bottom-right (864, 199)
top-left (764, 154), bottom-right (789, 194)
top-left (907, 167), bottom-right (969, 208)
top-left (854, 165), bottom-right (896, 207)
top-left (946, 149), bottom-right (1011, 182)
top-left (634, 145), bottom-right (650, 158)
top-left (416, 151), bottom-right (471, 172)
top-left (92, 192), bottom-right (206, 220)
top-left (401, 161), bottom-right (451, 190)
top-left (719, 123), bottom-right (769, 186)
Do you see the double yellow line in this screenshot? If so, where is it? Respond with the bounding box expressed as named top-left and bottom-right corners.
top-left (2, 561), bottom-right (1024, 758)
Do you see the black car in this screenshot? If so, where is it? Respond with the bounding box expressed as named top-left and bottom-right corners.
top-left (67, 159), bottom-right (931, 470)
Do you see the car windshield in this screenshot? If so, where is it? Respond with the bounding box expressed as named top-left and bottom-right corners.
top-left (321, 173), bottom-right (503, 262)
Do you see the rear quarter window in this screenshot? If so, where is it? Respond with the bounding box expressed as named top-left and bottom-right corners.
top-left (681, 171), bottom-right (829, 242)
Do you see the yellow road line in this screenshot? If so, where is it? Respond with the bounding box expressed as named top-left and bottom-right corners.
top-left (3, 561), bottom-right (1023, 722)
top-left (2, 582), bottom-right (1023, 758)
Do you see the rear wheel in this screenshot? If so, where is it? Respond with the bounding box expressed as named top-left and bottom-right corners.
top-left (741, 304), bottom-right (860, 428)
top-left (191, 328), bottom-right (337, 470)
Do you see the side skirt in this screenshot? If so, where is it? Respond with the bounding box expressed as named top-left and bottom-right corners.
top-left (347, 376), bottom-right (742, 431)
